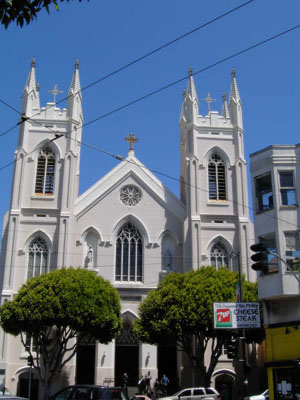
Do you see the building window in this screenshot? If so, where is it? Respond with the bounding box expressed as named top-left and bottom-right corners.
top-left (28, 237), bottom-right (49, 279)
top-left (115, 222), bottom-right (143, 282)
top-left (279, 171), bottom-right (296, 206)
top-left (260, 234), bottom-right (278, 273)
top-left (35, 146), bottom-right (55, 195)
top-left (285, 232), bottom-right (300, 271)
top-left (208, 153), bottom-right (226, 200)
top-left (255, 173), bottom-right (273, 212)
top-left (25, 335), bottom-right (37, 353)
top-left (210, 242), bottom-right (230, 269)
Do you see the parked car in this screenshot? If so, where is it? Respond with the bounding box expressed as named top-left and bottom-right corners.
top-left (0, 397), bottom-right (28, 400)
top-left (244, 389), bottom-right (269, 400)
top-left (51, 385), bottom-right (129, 400)
top-left (159, 387), bottom-right (220, 400)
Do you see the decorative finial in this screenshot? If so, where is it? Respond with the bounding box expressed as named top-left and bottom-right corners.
top-left (36, 82), bottom-right (40, 92)
top-left (231, 68), bottom-right (236, 78)
top-left (48, 84), bottom-right (63, 104)
top-left (125, 133), bottom-right (138, 152)
top-left (201, 92), bottom-right (216, 113)
top-left (222, 92), bottom-right (227, 101)
top-left (31, 58), bottom-right (36, 68)
top-left (182, 89), bottom-right (186, 98)
top-left (188, 66), bottom-right (193, 76)
top-left (75, 59), bottom-right (79, 69)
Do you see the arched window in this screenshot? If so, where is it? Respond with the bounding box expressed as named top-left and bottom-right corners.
top-left (28, 237), bottom-right (49, 279)
top-left (208, 153), bottom-right (226, 200)
top-left (115, 222), bottom-right (143, 282)
top-left (35, 146), bottom-right (55, 195)
top-left (210, 242), bottom-right (230, 269)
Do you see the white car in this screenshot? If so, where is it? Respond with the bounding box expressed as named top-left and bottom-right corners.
top-left (245, 389), bottom-right (269, 400)
top-left (160, 387), bottom-right (220, 400)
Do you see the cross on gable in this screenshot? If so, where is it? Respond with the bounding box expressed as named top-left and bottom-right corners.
top-left (125, 133), bottom-right (138, 151)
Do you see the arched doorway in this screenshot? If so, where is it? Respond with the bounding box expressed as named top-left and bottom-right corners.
top-left (214, 370), bottom-right (236, 400)
top-left (115, 318), bottom-right (139, 387)
top-left (17, 368), bottom-right (39, 400)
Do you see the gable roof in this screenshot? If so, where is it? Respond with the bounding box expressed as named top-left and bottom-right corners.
top-left (74, 151), bottom-right (186, 220)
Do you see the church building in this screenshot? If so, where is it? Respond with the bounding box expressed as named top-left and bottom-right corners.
top-left (0, 60), bottom-right (255, 398)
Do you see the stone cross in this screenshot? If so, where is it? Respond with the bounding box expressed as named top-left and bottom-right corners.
top-left (48, 84), bottom-right (63, 104)
top-left (201, 92), bottom-right (216, 113)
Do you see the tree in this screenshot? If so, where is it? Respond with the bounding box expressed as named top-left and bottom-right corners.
top-left (0, 267), bottom-right (121, 400)
top-left (0, 0), bottom-right (87, 28)
top-left (134, 267), bottom-right (263, 386)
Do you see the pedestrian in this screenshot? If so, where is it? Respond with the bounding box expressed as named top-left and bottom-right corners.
top-left (122, 373), bottom-right (128, 394)
top-left (160, 374), bottom-right (169, 397)
top-left (145, 371), bottom-right (152, 394)
top-left (138, 375), bottom-right (145, 395)
top-left (154, 378), bottom-right (160, 398)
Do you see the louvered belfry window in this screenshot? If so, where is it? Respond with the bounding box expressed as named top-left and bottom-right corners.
top-left (115, 222), bottom-right (143, 282)
top-left (35, 147), bottom-right (55, 195)
top-left (208, 153), bottom-right (226, 200)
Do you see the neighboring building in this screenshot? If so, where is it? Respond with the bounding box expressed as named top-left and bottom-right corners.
top-left (0, 60), bottom-right (255, 399)
top-left (250, 145), bottom-right (300, 400)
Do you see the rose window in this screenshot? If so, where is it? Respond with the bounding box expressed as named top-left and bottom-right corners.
top-left (120, 185), bottom-right (141, 206)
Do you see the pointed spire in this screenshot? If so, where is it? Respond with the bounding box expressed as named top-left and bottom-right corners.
top-left (68, 59), bottom-right (81, 97)
top-left (67, 60), bottom-right (82, 122)
top-left (229, 68), bottom-right (241, 104)
top-left (222, 93), bottom-right (230, 118)
top-left (229, 69), bottom-right (243, 128)
top-left (24, 58), bottom-right (37, 93)
top-left (22, 58), bottom-right (40, 115)
top-left (186, 66), bottom-right (198, 100)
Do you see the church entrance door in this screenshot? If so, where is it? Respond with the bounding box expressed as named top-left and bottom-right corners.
top-left (76, 343), bottom-right (96, 384)
top-left (115, 345), bottom-right (139, 387)
top-left (115, 318), bottom-right (139, 387)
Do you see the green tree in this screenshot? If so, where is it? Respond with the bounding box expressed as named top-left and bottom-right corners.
top-left (0, 0), bottom-right (87, 28)
top-left (0, 267), bottom-right (121, 400)
top-left (134, 267), bottom-right (263, 386)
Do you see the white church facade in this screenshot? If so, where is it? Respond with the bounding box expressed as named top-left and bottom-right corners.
top-left (0, 60), bottom-right (255, 398)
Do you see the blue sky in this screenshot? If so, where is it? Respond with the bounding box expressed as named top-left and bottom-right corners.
top-left (0, 0), bottom-right (299, 228)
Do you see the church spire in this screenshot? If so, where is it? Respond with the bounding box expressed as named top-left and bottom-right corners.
top-left (21, 58), bottom-right (40, 116)
top-left (67, 60), bottom-right (82, 122)
top-left (229, 69), bottom-right (243, 128)
top-left (186, 66), bottom-right (198, 100)
top-left (222, 93), bottom-right (230, 119)
top-left (68, 59), bottom-right (81, 97)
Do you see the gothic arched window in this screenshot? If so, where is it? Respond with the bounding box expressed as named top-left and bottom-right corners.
top-left (28, 237), bottom-right (49, 279)
top-left (208, 153), bottom-right (226, 200)
top-left (210, 242), bottom-right (230, 269)
top-left (115, 222), bottom-right (143, 282)
top-left (35, 146), bottom-right (55, 195)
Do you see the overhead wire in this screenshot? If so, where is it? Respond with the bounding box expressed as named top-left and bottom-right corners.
top-left (0, 0), bottom-right (257, 139)
top-left (0, 23), bottom-right (299, 232)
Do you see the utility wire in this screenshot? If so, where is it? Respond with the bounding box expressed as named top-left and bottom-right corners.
top-left (0, 0), bottom-right (257, 140)
top-left (1, 24), bottom-right (300, 230)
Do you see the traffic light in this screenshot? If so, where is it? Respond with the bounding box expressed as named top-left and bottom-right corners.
top-left (27, 355), bottom-right (34, 366)
top-left (227, 337), bottom-right (239, 359)
top-left (250, 243), bottom-right (269, 272)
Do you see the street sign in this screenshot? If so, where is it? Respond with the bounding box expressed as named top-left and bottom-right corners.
top-left (213, 302), bottom-right (261, 329)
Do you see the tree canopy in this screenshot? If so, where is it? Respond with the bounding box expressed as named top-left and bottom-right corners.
top-left (0, 0), bottom-right (87, 28)
top-left (134, 267), bottom-right (262, 386)
top-left (0, 267), bottom-right (121, 399)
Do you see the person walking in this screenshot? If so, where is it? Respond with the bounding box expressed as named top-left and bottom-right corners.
top-left (138, 375), bottom-right (145, 394)
top-left (145, 371), bottom-right (152, 394)
top-left (154, 378), bottom-right (160, 398)
top-left (122, 373), bottom-right (128, 394)
top-left (161, 374), bottom-right (169, 397)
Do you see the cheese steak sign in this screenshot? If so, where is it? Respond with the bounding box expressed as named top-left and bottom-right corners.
top-left (213, 302), bottom-right (261, 329)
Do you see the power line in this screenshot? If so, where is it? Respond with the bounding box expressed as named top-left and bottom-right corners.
top-left (0, 24), bottom-right (300, 231)
top-left (0, 0), bottom-right (257, 138)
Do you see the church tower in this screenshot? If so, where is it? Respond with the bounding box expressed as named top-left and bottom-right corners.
top-left (1, 59), bottom-right (83, 292)
top-left (180, 68), bottom-right (254, 282)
